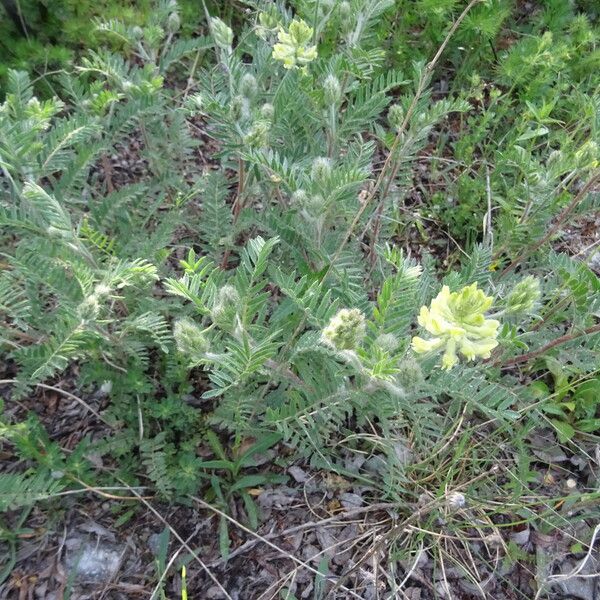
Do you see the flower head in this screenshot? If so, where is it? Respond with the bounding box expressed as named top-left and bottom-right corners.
top-left (173, 318), bottom-right (209, 362)
top-left (505, 276), bottom-right (541, 315)
top-left (411, 283), bottom-right (499, 370)
top-left (210, 17), bottom-right (233, 51)
top-left (210, 285), bottom-right (240, 329)
top-left (272, 19), bottom-right (317, 70)
top-left (322, 308), bottom-right (366, 351)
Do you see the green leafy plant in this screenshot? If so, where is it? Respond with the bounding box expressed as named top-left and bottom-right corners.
top-left (1, 0), bottom-right (599, 596)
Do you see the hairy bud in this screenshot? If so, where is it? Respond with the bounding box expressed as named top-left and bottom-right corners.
top-left (94, 283), bottom-right (112, 298)
top-left (338, 1), bottom-right (352, 31)
top-left (243, 120), bottom-right (270, 148)
top-left (395, 358), bottom-right (424, 392)
top-left (211, 285), bottom-right (240, 329)
top-left (240, 73), bottom-right (258, 99)
top-left (323, 74), bottom-right (341, 105)
top-left (375, 333), bottom-right (399, 352)
top-left (322, 308), bottom-right (366, 351)
top-left (131, 26), bottom-right (144, 40)
top-left (290, 189), bottom-right (309, 206)
top-left (388, 104), bottom-right (404, 130)
top-left (210, 17), bottom-right (234, 50)
top-left (446, 491), bottom-right (466, 512)
top-left (229, 95), bottom-right (250, 121)
top-left (505, 276), bottom-right (541, 315)
top-left (311, 157), bottom-right (332, 185)
top-left (78, 295), bottom-right (100, 320)
top-left (173, 318), bottom-right (209, 362)
top-left (167, 12), bottom-right (181, 33)
top-left (260, 102), bottom-right (275, 122)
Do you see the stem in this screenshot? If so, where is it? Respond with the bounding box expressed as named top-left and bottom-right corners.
top-left (496, 323), bottom-right (600, 368)
top-left (220, 157), bottom-right (246, 269)
top-left (500, 171), bottom-right (600, 277)
top-left (328, 0), bottom-right (483, 271)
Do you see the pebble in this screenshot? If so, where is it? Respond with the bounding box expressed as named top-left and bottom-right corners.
top-left (65, 536), bottom-right (123, 583)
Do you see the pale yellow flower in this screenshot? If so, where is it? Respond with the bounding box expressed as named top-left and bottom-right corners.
top-left (411, 284), bottom-right (499, 370)
top-left (272, 19), bottom-right (317, 70)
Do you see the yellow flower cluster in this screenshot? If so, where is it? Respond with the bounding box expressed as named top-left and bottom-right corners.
top-left (272, 19), bottom-right (317, 70)
top-left (411, 284), bottom-right (499, 370)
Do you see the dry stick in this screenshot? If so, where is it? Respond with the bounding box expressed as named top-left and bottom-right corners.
top-left (495, 322), bottom-right (600, 368)
top-left (330, 0), bottom-right (483, 272)
top-left (220, 157), bottom-right (246, 269)
top-left (0, 379), bottom-right (114, 428)
top-left (149, 524), bottom-right (202, 600)
top-left (118, 485), bottom-right (233, 599)
top-left (500, 170), bottom-right (600, 277)
top-left (207, 501), bottom-right (399, 568)
top-left (192, 495), bottom-right (365, 599)
top-left (328, 467), bottom-right (496, 596)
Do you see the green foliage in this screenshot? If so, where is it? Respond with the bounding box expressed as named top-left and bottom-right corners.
top-left (0, 3), bottom-right (599, 594)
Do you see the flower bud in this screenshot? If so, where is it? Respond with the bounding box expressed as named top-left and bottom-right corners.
top-left (506, 276), bottom-right (541, 315)
top-left (167, 12), bottom-right (181, 33)
top-left (395, 358), bottom-right (423, 392)
top-left (375, 333), bottom-right (399, 352)
top-left (260, 102), bottom-right (274, 121)
top-left (338, 1), bottom-right (352, 31)
top-left (173, 318), bottom-right (209, 362)
top-left (243, 120), bottom-right (270, 148)
top-left (94, 283), bottom-right (112, 298)
top-left (311, 157), bottom-right (332, 185)
top-left (339, 1), bottom-right (351, 20)
top-left (388, 103), bottom-right (404, 129)
top-left (290, 189), bottom-right (309, 206)
top-left (131, 26), bottom-right (144, 40)
top-left (240, 73), bottom-right (258, 99)
top-left (229, 95), bottom-right (249, 121)
top-left (211, 285), bottom-right (240, 329)
top-left (323, 74), bottom-right (341, 105)
top-left (78, 295), bottom-right (100, 320)
top-left (322, 308), bottom-right (366, 351)
top-left (210, 17), bottom-right (233, 50)
top-left (256, 11), bottom-right (278, 39)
